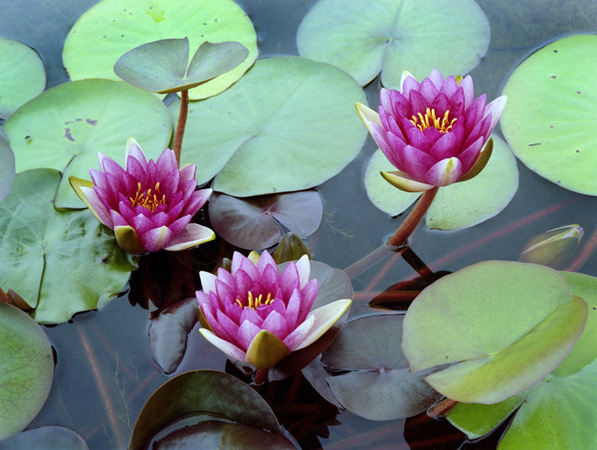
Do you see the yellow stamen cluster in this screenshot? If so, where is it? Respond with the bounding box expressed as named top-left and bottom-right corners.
top-left (129, 182), bottom-right (166, 211)
top-left (410, 108), bottom-right (457, 133)
top-left (235, 291), bottom-right (274, 309)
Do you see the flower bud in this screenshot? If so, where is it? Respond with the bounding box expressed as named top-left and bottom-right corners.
top-left (519, 225), bottom-right (583, 269)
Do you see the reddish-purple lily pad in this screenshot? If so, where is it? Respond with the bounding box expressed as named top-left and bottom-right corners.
top-left (129, 370), bottom-right (291, 450)
top-left (208, 190), bottom-right (323, 250)
top-left (318, 315), bottom-right (440, 420)
top-left (148, 297), bottom-right (198, 374)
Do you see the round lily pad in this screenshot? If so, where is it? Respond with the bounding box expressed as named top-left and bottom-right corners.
top-left (297, 0), bottom-right (490, 87)
top-left (0, 169), bottom-right (136, 324)
top-left (0, 137), bottom-right (15, 203)
top-left (364, 135), bottom-right (518, 230)
top-left (0, 38), bottom-right (45, 119)
top-left (0, 426), bottom-right (88, 450)
top-left (500, 34), bottom-right (597, 195)
top-left (114, 38), bottom-right (249, 94)
top-left (0, 302), bottom-right (54, 439)
top-left (173, 56), bottom-right (367, 196)
top-left (208, 191), bottom-right (323, 250)
top-left (129, 370), bottom-right (288, 450)
top-left (321, 315), bottom-right (440, 420)
top-left (447, 271), bottom-right (597, 446)
top-left (62, 0), bottom-right (258, 100)
top-left (3, 79), bottom-right (172, 209)
top-left (402, 261), bottom-right (587, 404)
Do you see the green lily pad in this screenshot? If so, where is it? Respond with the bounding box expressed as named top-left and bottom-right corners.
top-left (172, 56), bottom-right (367, 196)
top-left (500, 34), bottom-right (597, 195)
top-left (0, 137), bottom-right (15, 203)
top-left (63, 0), bottom-right (257, 100)
top-left (321, 315), bottom-right (441, 420)
top-left (0, 426), bottom-right (88, 450)
top-left (129, 370), bottom-right (288, 450)
top-left (0, 169), bottom-right (136, 324)
top-left (0, 38), bottom-right (45, 119)
top-left (114, 38), bottom-right (249, 94)
top-left (296, 0), bottom-right (490, 87)
top-left (0, 302), bottom-right (54, 439)
top-left (402, 261), bottom-right (587, 404)
top-left (447, 271), bottom-right (597, 445)
top-left (3, 79), bottom-right (172, 209)
top-left (364, 135), bottom-right (519, 230)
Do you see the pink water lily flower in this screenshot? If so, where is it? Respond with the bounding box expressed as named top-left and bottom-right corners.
top-left (196, 251), bottom-right (351, 370)
top-left (69, 137), bottom-right (214, 254)
top-left (356, 69), bottom-right (507, 192)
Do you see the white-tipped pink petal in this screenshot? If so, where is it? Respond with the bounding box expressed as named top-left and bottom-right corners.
top-left (295, 254), bottom-right (311, 289)
top-left (164, 223), bottom-right (215, 251)
top-left (141, 226), bottom-right (173, 252)
top-left (199, 328), bottom-right (247, 361)
top-left (484, 95), bottom-right (508, 131)
top-left (125, 137), bottom-right (147, 167)
top-left (80, 186), bottom-right (113, 227)
top-left (199, 271), bottom-right (218, 295)
top-left (293, 299), bottom-right (352, 350)
top-left (400, 70), bottom-right (416, 92)
top-left (283, 314), bottom-right (315, 351)
top-left (425, 157), bottom-right (464, 186)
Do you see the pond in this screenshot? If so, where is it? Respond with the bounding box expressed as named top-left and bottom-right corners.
top-left (1, 0), bottom-right (597, 448)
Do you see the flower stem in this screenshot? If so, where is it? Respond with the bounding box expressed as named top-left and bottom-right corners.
top-left (387, 186), bottom-right (439, 247)
top-left (344, 187), bottom-right (439, 278)
top-left (253, 368), bottom-right (268, 385)
top-left (172, 89), bottom-right (189, 167)
top-left (428, 397), bottom-right (459, 419)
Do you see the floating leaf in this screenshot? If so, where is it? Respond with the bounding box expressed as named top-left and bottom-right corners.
top-left (172, 56), bottom-right (367, 196)
top-left (152, 421), bottom-right (295, 449)
top-left (0, 169), bottom-right (136, 324)
top-left (402, 261), bottom-right (587, 404)
top-left (365, 135), bottom-right (518, 230)
top-left (63, 0), bottom-right (258, 100)
top-left (208, 191), bottom-right (323, 250)
top-left (0, 38), bottom-right (45, 119)
top-left (129, 370), bottom-right (288, 450)
top-left (426, 136), bottom-right (519, 230)
top-left (322, 315), bottom-right (441, 420)
top-left (114, 38), bottom-right (249, 93)
top-left (447, 271), bottom-right (597, 445)
top-left (0, 137), bottom-right (15, 203)
top-left (0, 302), bottom-right (54, 439)
top-left (500, 34), bottom-right (597, 195)
top-left (148, 297), bottom-right (198, 374)
top-left (3, 79), bottom-right (172, 209)
top-left (0, 426), bottom-right (88, 450)
top-left (297, 0), bottom-right (490, 87)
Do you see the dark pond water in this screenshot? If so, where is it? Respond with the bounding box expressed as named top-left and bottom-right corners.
top-left (2, 0), bottom-right (597, 448)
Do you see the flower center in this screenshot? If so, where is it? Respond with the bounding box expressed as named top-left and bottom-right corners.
top-left (235, 291), bottom-right (274, 310)
top-left (410, 108), bottom-right (457, 133)
top-left (129, 182), bottom-right (166, 211)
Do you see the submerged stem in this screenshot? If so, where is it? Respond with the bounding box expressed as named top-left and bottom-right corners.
top-left (172, 89), bottom-right (189, 166)
top-left (344, 187), bottom-right (439, 278)
top-left (253, 368), bottom-right (268, 385)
